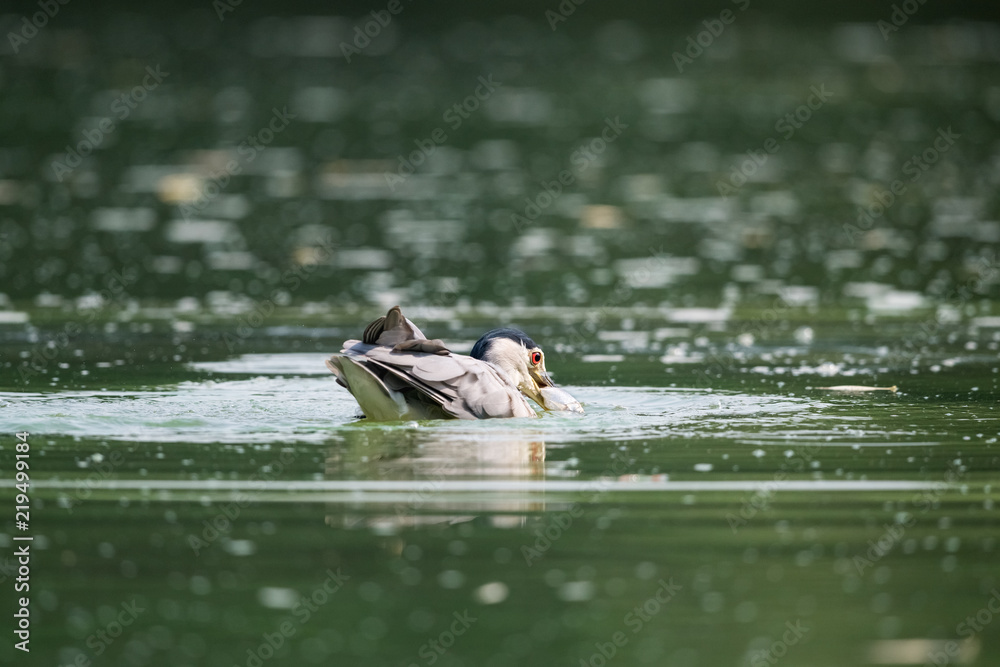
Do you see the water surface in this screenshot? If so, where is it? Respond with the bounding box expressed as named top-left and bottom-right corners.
top-left (2, 315), bottom-right (997, 667)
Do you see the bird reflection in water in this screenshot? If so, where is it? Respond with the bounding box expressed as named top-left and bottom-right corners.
top-left (324, 425), bottom-right (548, 530)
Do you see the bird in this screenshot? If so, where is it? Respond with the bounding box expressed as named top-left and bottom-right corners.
top-left (326, 306), bottom-right (584, 421)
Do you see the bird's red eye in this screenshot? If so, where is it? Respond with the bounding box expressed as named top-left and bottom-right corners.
top-left (531, 351), bottom-right (542, 365)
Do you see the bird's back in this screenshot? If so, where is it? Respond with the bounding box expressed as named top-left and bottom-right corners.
top-left (327, 307), bottom-right (536, 420)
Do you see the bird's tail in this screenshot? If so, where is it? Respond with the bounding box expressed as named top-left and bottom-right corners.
top-left (363, 305), bottom-right (427, 346)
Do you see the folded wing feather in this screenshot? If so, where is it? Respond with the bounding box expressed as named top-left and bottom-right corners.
top-left (328, 313), bottom-right (536, 420)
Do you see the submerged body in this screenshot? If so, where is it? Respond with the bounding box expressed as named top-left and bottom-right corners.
top-left (326, 306), bottom-right (583, 420)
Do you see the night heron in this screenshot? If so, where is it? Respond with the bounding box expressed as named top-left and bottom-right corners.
top-left (326, 306), bottom-right (584, 420)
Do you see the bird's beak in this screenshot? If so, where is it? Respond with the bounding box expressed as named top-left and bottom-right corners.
top-left (527, 365), bottom-right (584, 413)
top-left (531, 367), bottom-right (554, 389)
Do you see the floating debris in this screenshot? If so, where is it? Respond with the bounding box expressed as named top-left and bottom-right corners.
top-left (817, 385), bottom-right (898, 393)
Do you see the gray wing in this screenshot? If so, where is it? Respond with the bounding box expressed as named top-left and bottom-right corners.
top-left (328, 340), bottom-right (536, 420)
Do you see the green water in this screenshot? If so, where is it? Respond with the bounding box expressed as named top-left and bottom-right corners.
top-left (1, 313), bottom-right (998, 666)
top-left (2, 3), bottom-right (1000, 666)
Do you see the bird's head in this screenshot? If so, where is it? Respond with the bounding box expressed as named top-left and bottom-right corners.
top-left (471, 328), bottom-right (583, 413)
